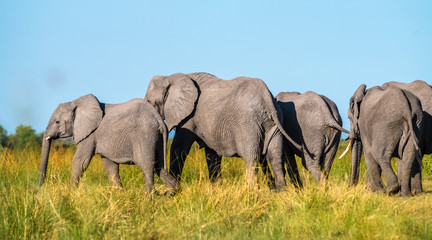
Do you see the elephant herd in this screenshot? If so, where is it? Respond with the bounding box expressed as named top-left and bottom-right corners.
top-left (35, 72), bottom-right (431, 197)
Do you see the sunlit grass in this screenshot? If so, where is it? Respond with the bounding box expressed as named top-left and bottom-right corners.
top-left (0, 141), bottom-right (431, 239)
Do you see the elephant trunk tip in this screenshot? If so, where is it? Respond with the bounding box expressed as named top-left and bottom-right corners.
top-left (33, 186), bottom-right (41, 194)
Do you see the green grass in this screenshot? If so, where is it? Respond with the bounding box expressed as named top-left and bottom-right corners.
top-left (1, 141), bottom-right (432, 239)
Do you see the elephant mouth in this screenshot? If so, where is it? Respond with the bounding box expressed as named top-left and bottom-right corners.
top-left (46, 132), bottom-right (66, 140)
top-left (58, 133), bottom-right (72, 139)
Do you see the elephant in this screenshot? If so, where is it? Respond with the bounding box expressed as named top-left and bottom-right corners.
top-left (144, 72), bottom-right (303, 190)
top-left (35, 94), bottom-right (177, 194)
top-left (262, 91), bottom-right (350, 183)
top-left (348, 84), bottom-right (424, 196)
top-left (381, 80), bottom-right (432, 194)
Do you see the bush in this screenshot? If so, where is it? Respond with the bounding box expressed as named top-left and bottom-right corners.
top-left (0, 125), bottom-right (7, 147)
top-left (423, 155), bottom-right (432, 176)
top-left (6, 125), bottom-right (42, 149)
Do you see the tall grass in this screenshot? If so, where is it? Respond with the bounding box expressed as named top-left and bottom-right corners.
top-left (0, 141), bottom-right (431, 239)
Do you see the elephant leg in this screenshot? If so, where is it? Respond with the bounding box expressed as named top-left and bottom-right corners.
top-left (266, 135), bottom-right (287, 190)
top-left (101, 157), bottom-right (122, 187)
top-left (410, 158), bottom-right (423, 195)
top-left (396, 158), bottom-right (411, 197)
top-left (286, 152), bottom-right (302, 188)
top-left (205, 147), bottom-right (222, 182)
top-left (243, 155), bottom-right (259, 189)
top-left (170, 128), bottom-right (196, 182)
top-left (133, 143), bottom-right (156, 193)
top-left (377, 154), bottom-right (400, 195)
top-left (399, 146), bottom-right (416, 197)
top-left (136, 159), bottom-right (155, 193)
top-left (364, 151), bottom-right (384, 192)
top-left (304, 152), bottom-right (322, 182)
top-left (322, 145), bottom-right (339, 180)
top-left (70, 141), bottom-right (96, 187)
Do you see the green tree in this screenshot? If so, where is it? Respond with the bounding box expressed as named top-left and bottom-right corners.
top-left (9, 125), bottom-right (41, 149)
top-left (0, 125), bottom-right (7, 147)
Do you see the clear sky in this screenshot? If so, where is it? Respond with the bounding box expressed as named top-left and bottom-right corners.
top-left (0, 1), bottom-right (431, 137)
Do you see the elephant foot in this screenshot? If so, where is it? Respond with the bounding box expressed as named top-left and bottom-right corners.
top-left (163, 184), bottom-right (182, 197)
top-left (386, 183), bottom-right (400, 195)
top-left (160, 169), bottom-right (180, 191)
top-left (209, 176), bottom-right (222, 184)
top-left (145, 187), bottom-right (159, 198)
top-left (263, 174), bottom-right (276, 189)
top-left (400, 190), bottom-right (413, 197)
top-left (33, 187), bottom-right (41, 195)
top-left (292, 179), bottom-right (303, 189)
top-left (267, 181), bottom-right (276, 190)
top-left (411, 188), bottom-right (423, 196)
top-left (164, 188), bottom-right (181, 197)
top-left (273, 186), bottom-right (287, 192)
top-left (69, 181), bottom-right (79, 188)
top-left (366, 184), bottom-right (385, 193)
top-left (110, 181), bottom-right (123, 188)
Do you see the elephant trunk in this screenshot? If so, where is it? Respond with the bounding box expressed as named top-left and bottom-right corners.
top-left (349, 139), bottom-right (362, 186)
top-left (35, 136), bottom-right (52, 192)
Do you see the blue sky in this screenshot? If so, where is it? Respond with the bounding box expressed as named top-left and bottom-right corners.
top-left (0, 1), bottom-right (431, 137)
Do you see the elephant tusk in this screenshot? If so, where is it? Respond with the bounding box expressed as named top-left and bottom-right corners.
top-left (45, 136), bottom-right (51, 140)
top-left (338, 140), bottom-right (351, 159)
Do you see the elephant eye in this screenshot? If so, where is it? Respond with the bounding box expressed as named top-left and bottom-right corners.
top-left (55, 120), bottom-right (60, 125)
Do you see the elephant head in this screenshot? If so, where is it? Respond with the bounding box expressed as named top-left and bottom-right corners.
top-left (348, 84), bottom-right (366, 139)
top-left (347, 84), bottom-right (366, 186)
top-left (36, 94), bottom-right (103, 190)
top-left (144, 73), bottom-right (199, 131)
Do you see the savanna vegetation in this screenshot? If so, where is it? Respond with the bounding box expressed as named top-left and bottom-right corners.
top-left (0, 124), bottom-right (432, 239)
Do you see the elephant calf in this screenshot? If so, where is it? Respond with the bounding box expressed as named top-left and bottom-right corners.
top-left (36, 94), bottom-right (177, 194)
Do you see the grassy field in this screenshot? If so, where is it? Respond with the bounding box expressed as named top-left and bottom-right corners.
top-left (1, 141), bottom-right (432, 239)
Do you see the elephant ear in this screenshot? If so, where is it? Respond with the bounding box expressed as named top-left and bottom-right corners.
top-left (348, 84), bottom-right (366, 139)
top-left (72, 94), bottom-right (103, 144)
top-left (164, 73), bottom-right (199, 131)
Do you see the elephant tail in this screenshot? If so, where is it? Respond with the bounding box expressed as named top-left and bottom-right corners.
top-left (250, 78), bottom-right (303, 154)
top-left (265, 91), bottom-right (303, 152)
top-left (326, 119), bottom-right (350, 134)
top-left (320, 96), bottom-right (350, 135)
top-left (271, 102), bottom-right (303, 151)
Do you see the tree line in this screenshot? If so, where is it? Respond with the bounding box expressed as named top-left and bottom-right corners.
top-left (0, 124), bottom-right (71, 150)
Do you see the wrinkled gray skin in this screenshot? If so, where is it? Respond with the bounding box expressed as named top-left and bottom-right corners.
top-left (262, 91), bottom-right (349, 183)
top-left (381, 80), bottom-right (432, 194)
top-left (144, 72), bottom-right (303, 190)
top-left (348, 85), bottom-right (423, 196)
top-left (36, 94), bottom-right (177, 193)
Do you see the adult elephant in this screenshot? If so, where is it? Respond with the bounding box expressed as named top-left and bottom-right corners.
top-left (268, 91), bottom-right (350, 183)
top-left (36, 94), bottom-right (177, 194)
top-left (381, 80), bottom-right (432, 194)
top-left (348, 84), bottom-right (423, 196)
top-left (144, 72), bottom-right (302, 190)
